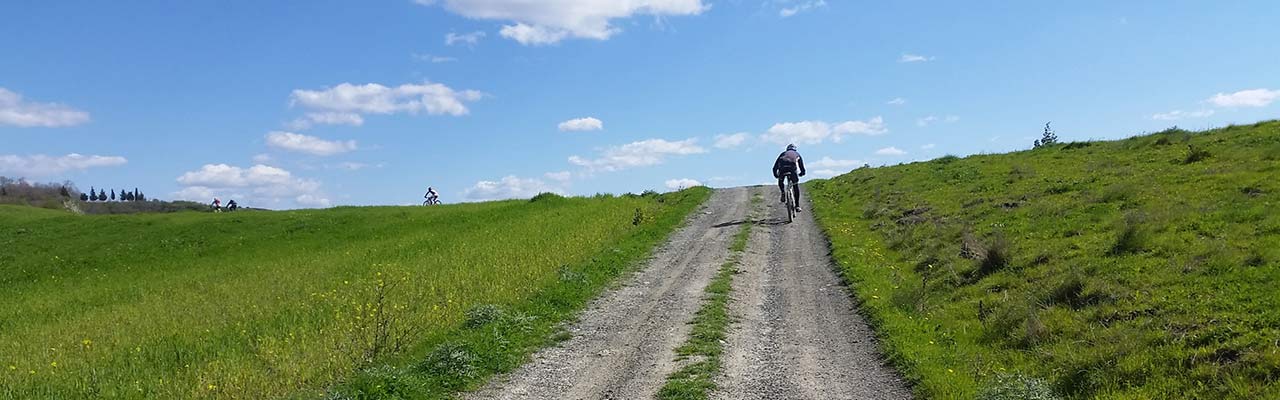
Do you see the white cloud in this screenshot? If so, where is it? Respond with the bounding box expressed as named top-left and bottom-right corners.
top-left (295, 194), bottom-right (332, 208)
top-left (288, 82), bottom-right (482, 128)
top-left (810, 156), bottom-right (862, 168)
top-left (265, 131), bottom-right (357, 156)
top-left (812, 169), bottom-right (843, 178)
top-left (916, 115), bottom-right (959, 127)
top-left (417, 0), bottom-right (709, 45)
top-left (444, 31), bottom-right (486, 46)
top-left (921, 143), bottom-right (936, 150)
top-left (569, 138), bottom-right (705, 172)
top-left (288, 112), bottom-right (365, 130)
top-left (1151, 109), bottom-right (1215, 121)
top-left (779, 0), bottom-right (826, 17)
top-left (713, 132), bottom-right (750, 149)
top-left (899, 53), bottom-right (935, 63)
top-left (875, 146), bottom-right (907, 156)
top-left (761, 117), bottom-right (886, 145)
top-left (544, 171), bottom-right (572, 181)
top-left (1206, 88), bottom-right (1279, 108)
top-left (464, 175), bottom-right (562, 201)
top-left (664, 178), bottom-right (702, 190)
top-left (0, 153), bottom-right (126, 177)
top-left (173, 163), bottom-right (327, 208)
top-left (558, 117), bottom-right (604, 131)
top-left (0, 87), bottom-right (91, 127)
top-left (887, 97), bottom-right (907, 105)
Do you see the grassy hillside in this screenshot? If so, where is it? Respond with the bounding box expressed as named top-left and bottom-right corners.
top-left (0, 189), bottom-right (709, 399)
top-left (809, 121), bottom-right (1280, 399)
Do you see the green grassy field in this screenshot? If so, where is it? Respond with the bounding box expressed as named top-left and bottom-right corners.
top-left (809, 120), bottom-right (1280, 399)
top-left (0, 189), bottom-right (709, 399)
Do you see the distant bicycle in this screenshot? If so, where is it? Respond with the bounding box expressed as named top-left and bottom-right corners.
top-left (423, 197), bottom-right (441, 206)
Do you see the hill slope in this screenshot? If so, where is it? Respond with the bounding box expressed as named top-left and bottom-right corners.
top-left (0, 189), bottom-right (709, 398)
top-left (809, 120), bottom-right (1280, 399)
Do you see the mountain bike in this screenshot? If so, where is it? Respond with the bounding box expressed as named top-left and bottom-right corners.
top-left (423, 197), bottom-right (441, 206)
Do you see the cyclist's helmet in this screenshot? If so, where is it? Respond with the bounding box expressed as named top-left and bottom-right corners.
top-left (786, 144), bottom-right (797, 151)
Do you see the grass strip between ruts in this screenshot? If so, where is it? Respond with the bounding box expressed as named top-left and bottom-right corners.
top-left (656, 193), bottom-right (761, 400)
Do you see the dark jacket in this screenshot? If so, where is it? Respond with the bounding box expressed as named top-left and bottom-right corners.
top-left (773, 150), bottom-right (805, 177)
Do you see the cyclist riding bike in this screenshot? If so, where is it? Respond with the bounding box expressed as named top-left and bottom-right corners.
top-left (424, 187), bottom-right (440, 205)
top-left (772, 144), bottom-right (806, 212)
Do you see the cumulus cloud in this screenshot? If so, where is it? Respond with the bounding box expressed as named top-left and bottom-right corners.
top-left (761, 117), bottom-right (886, 145)
top-left (713, 132), bottom-right (750, 149)
top-left (916, 115), bottom-right (959, 127)
top-left (1206, 88), bottom-right (1279, 108)
top-left (569, 138), bottom-right (705, 172)
top-left (0, 153), bottom-right (126, 177)
top-left (810, 156), bottom-right (862, 168)
top-left (664, 178), bottom-right (702, 190)
top-left (0, 87), bottom-right (91, 127)
top-left (887, 97), bottom-right (907, 105)
top-left (1151, 109), bottom-right (1215, 121)
top-left (288, 82), bottom-right (482, 128)
top-left (464, 175), bottom-right (562, 201)
top-left (173, 163), bottom-right (328, 208)
top-left (416, 0), bottom-right (709, 45)
top-left (875, 146), bottom-right (907, 156)
top-left (899, 53), bottom-right (935, 63)
top-left (265, 131), bottom-right (357, 156)
top-left (779, 0), bottom-right (826, 17)
top-left (558, 117), bottom-right (604, 131)
top-left (444, 31), bottom-right (486, 46)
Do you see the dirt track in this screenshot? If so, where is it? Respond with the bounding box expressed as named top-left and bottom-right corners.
top-left (469, 186), bottom-right (911, 399)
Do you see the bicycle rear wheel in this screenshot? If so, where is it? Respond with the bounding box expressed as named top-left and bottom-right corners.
top-left (785, 182), bottom-right (795, 223)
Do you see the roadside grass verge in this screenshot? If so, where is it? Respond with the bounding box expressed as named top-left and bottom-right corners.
top-left (808, 120), bottom-right (1280, 399)
top-left (657, 193), bottom-right (761, 399)
top-left (0, 188), bottom-right (710, 399)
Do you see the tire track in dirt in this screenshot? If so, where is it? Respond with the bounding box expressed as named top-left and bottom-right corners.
top-left (714, 190), bottom-right (912, 400)
top-left (468, 187), bottom-right (754, 400)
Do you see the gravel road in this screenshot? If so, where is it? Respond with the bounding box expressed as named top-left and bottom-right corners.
top-left (469, 186), bottom-right (911, 399)
top-left (714, 191), bottom-right (913, 400)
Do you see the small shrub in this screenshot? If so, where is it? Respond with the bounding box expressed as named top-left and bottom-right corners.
top-left (977, 373), bottom-right (1063, 400)
top-left (529, 192), bottom-right (565, 203)
top-left (975, 233), bottom-right (1011, 278)
top-left (1182, 144), bottom-right (1211, 164)
top-left (932, 155), bottom-right (960, 164)
top-left (1109, 214), bottom-right (1149, 255)
top-left (463, 304), bottom-right (505, 328)
top-left (418, 342), bottom-right (478, 389)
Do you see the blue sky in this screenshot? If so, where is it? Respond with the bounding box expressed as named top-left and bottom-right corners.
top-left (2, 1), bottom-right (1277, 208)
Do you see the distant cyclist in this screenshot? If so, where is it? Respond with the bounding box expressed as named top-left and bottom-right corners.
top-left (424, 187), bottom-right (440, 205)
top-left (211, 198), bottom-right (222, 212)
top-left (772, 144), bottom-right (806, 212)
